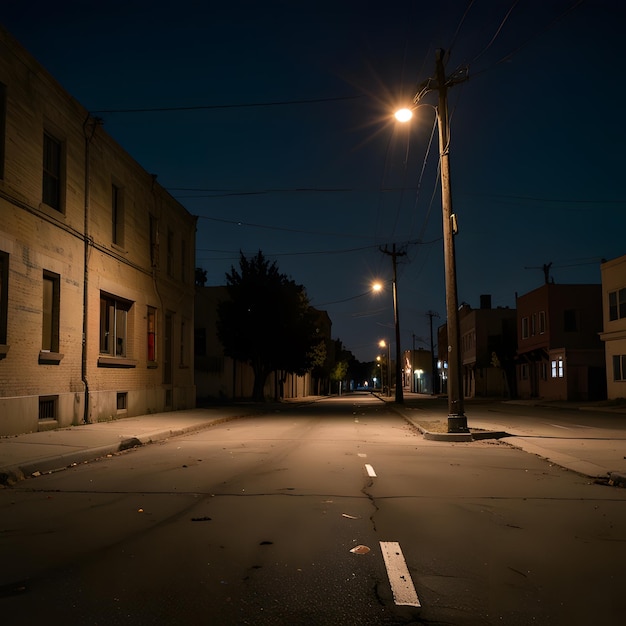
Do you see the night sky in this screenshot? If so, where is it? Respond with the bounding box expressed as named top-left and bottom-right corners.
top-left (3, 0), bottom-right (625, 362)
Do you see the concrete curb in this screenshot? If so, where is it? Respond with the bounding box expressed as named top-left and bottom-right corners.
top-left (0, 414), bottom-right (245, 487)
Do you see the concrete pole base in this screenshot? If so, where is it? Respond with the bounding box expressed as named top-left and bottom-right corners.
top-left (447, 415), bottom-right (469, 433)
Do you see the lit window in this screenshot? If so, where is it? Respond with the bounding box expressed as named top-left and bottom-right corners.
top-left (551, 356), bottom-right (564, 378)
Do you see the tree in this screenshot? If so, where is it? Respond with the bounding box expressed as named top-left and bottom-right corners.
top-left (216, 251), bottom-right (324, 401)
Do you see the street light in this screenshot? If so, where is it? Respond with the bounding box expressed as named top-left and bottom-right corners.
top-left (378, 340), bottom-right (391, 397)
top-left (395, 49), bottom-right (468, 433)
top-left (373, 274), bottom-right (404, 404)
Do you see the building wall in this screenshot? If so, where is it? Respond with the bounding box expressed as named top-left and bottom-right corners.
top-left (0, 26), bottom-right (195, 435)
top-left (516, 283), bottom-right (605, 401)
top-left (600, 255), bottom-right (626, 400)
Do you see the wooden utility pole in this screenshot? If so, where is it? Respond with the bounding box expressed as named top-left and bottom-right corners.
top-left (379, 243), bottom-right (406, 404)
top-left (426, 310), bottom-right (440, 394)
top-left (411, 49), bottom-right (468, 431)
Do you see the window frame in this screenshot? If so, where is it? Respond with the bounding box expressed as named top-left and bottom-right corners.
top-left (111, 183), bottom-right (125, 246)
top-left (613, 354), bottom-right (626, 382)
top-left (608, 288), bottom-right (626, 322)
top-left (551, 356), bottom-right (564, 378)
top-left (0, 250), bottom-right (8, 347)
top-left (147, 306), bottom-right (157, 364)
top-left (521, 316), bottom-right (529, 340)
top-left (99, 293), bottom-right (131, 358)
top-left (42, 270), bottom-right (60, 353)
top-left (42, 130), bottom-right (64, 212)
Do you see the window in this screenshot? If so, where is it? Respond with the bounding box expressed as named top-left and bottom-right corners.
top-left (0, 250), bottom-right (8, 345)
top-left (521, 317), bottom-right (529, 339)
top-left (0, 82), bottom-right (6, 180)
top-left (563, 309), bottom-right (577, 332)
top-left (609, 288), bottom-right (626, 321)
top-left (147, 306), bottom-right (156, 362)
top-left (149, 215), bottom-right (159, 267)
top-left (531, 313), bottom-right (536, 336)
top-left (613, 355), bottom-right (626, 382)
top-left (539, 310), bottom-right (546, 334)
top-left (112, 183), bottom-right (125, 246)
top-left (116, 392), bottom-right (128, 411)
top-left (39, 395), bottom-right (58, 420)
top-left (100, 293), bottom-right (132, 357)
top-left (167, 230), bottom-right (174, 276)
top-left (43, 131), bottom-right (63, 210)
top-left (180, 319), bottom-right (188, 366)
top-left (551, 356), bottom-right (564, 378)
top-left (181, 238), bottom-right (187, 283)
top-left (42, 271), bottom-right (60, 352)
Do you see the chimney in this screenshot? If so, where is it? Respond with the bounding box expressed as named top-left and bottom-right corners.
top-left (480, 294), bottom-right (491, 310)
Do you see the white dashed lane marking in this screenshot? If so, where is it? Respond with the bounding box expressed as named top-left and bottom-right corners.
top-left (365, 463), bottom-right (377, 477)
top-left (379, 541), bottom-right (421, 607)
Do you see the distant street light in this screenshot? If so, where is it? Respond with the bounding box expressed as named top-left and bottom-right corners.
top-left (373, 244), bottom-right (405, 404)
top-left (378, 339), bottom-right (392, 398)
top-left (395, 49), bottom-right (468, 432)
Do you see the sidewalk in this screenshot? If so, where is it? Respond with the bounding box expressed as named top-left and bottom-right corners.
top-left (389, 393), bottom-right (626, 487)
top-left (0, 405), bottom-right (268, 486)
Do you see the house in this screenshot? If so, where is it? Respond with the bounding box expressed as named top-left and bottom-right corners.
top-left (0, 26), bottom-right (196, 436)
top-left (599, 254), bottom-right (626, 399)
top-left (516, 283), bottom-right (605, 401)
top-left (194, 286), bottom-right (332, 401)
top-left (437, 295), bottom-right (517, 399)
top-left (459, 295), bottom-right (517, 398)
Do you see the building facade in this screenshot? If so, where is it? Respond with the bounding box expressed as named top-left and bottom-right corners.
top-left (437, 295), bottom-right (517, 399)
top-left (459, 295), bottom-right (517, 398)
top-left (516, 283), bottom-right (605, 401)
top-left (0, 27), bottom-right (196, 435)
top-left (600, 255), bottom-right (626, 400)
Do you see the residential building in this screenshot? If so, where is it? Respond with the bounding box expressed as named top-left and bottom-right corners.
top-left (516, 283), bottom-right (605, 401)
top-left (461, 295), bottom-right (517, 398)
top-left (437, 295), bottom-right (517, 399)
top-left (599, 255), bottom-right (626, 399)
top-left (0, 26), bottom-right (196, 435)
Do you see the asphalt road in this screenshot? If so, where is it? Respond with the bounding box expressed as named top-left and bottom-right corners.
top-left (2, 394), bottom-right (626, 625)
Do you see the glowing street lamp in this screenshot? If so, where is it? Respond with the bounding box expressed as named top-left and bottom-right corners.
top-left (378, 339), bottom-right (392, 397)
top-left (394, 49), bottom-right (468, 432)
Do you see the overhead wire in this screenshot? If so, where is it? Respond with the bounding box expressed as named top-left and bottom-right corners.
top-left (470, 0), bottom-right (588, 79)
top-left (90, 94), bottom-right (364, 114)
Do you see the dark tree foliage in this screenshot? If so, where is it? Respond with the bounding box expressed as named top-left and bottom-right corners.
top-left (217, 251), bottom-right (324, 401)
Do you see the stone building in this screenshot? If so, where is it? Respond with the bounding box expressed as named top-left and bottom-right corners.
top-left (0, 26), bottom-right (196, 435)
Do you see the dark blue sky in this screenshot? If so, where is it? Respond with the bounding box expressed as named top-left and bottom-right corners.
top-left (3, 0), bottom-right (625, 361)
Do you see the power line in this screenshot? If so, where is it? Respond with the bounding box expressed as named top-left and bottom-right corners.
top-left (90, 94), bottom-right (363, 114)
